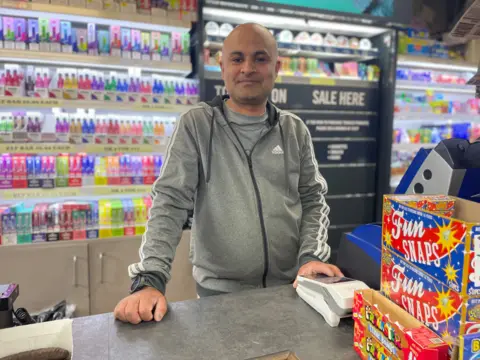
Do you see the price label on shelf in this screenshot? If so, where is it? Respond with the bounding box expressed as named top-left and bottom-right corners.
top-left (94, 185), bottom-right (151, 195)
top-left (1, 187), bottom-right (81, 200)
top-left (86, 144), bottom-right (155, 153)
top-left (309, 78), bottom-right (336, 86)
top-left (2, 0), bottom-right (31, 9)
top-left (0, 97), bottom-right (61, 108)
top-left (0, 143), bottom-right (74, 153)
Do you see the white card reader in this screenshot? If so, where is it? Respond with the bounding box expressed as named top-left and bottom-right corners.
top-left (296, 275), bottom-right (369, 327)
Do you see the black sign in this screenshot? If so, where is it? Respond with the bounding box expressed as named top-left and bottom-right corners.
top-left (320, 166), bottom-right (377, 195)
top-left (313, 140), bottom-right (377, 164)
top-left (205, 79), bottom-right (379, 112)
top-left (293, 110), bottom-right (378, 139)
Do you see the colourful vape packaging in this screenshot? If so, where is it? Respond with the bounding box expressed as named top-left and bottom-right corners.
top-left (123, 199), bottom-right (135, 236)
top-left (94, 156), bottom-right (107, 186)
top-left (26, 155), bottom-right (40, 188)
top-left (141, 32), bottom-right (151, 58)
top-left (12, 155), bottom-right (27, 189)
top-left (181, 32), bottom-right (190, 60)
top-left (121, 28), bottom-right (131, 58)
top-left (171, 32), bottom-right (182, 61)
top-left (97, 30), bottom-right (110, 56)
top-left (160, 32), bottom-right (171, 59)
top-left (0, 16), bottom-right (4, 47)
top-left (68, 155), bottom-right (82, 187)
top-left (151, 32), bottom-right (161, 60)
top-left (88, 23), bottom-right (98, 56)
top-left (110, 25), bottom-right (121, 56)
top-left (28, 19), bottom-right (40, 51)
top-left (0, 155), bottom-right (12, 189)
top-left (56, 155), bottom-right (69, 187)
top-left (131, 29), bottom-right (141, 58)
top-left (14, 18), bottom-right (27, 50)
top-left (1, 208), bottom-right (17, 245)
top-left (111, 200), bottom-right (124, 237)
top-left (38, 18), bottom-right (50, 52)
top-left (3, 17), bottom-right (14, 49)
top-left (49, 19), bottom-right (61, 52)
top-left (16, 206), bottom-right (32, 244)
top-left (73, 28), bottom-right (88, 53)
top-left (98, 199), bottom-right (112, 238)
top-left (60, 21), bottom-right (72, 52)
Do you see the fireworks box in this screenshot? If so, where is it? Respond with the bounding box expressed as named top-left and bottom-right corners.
top-left (381, 248), bottom-right (480, 359)
top-left (382, 195), bottom-right (480, 297)
top-left (381, 194), bottom-right (480, 359)
top-left (353, 289), bottom-right (449, 360)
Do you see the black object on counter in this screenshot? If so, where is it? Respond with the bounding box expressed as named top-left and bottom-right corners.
top-left (336, 226), bottom-right (381, 290)
top-left (0, 283), bottom-right (19, 329)
top-left (14, 308), bottom-right (36, 325)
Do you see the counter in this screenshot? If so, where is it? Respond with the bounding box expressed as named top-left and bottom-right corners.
top-left (72, 285), bottom-right (357, 360)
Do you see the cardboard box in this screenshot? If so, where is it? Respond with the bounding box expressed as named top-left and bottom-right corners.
top-left (388, 195), bottom-right (455, 212)
top-left (353, 289), bottom-right (449, 360)
top-left (382, 195), bottom-right (480, 296)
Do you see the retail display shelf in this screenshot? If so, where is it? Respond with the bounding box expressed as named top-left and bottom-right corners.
top-left (397, 55), bottom-right (477, 73)
top-left (0, 0), bottom-right (192, 30)
top-left (392, 143), bottom-right (437, 151)
top-left (0, 97), bottom-right (193, 114)
top-left (0, 142), bottom-right (166, 154)
top-left (204, 38), bottom-right (379, 62)
top-left (395, 112), bottom-right (479, 122)
top-left (204, 67), bottom-right (378, 88)
top-left (0, 184), bottom-right (152, 201)
top-left (396, 80), bottom-right (474, 94)
top-left (0, 49), bottom-right (192, 75)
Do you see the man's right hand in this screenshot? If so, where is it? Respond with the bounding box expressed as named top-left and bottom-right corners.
top-left (114, 287), bottom-right (167, 324)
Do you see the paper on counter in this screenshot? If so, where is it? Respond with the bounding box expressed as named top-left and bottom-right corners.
top-left (0, 319), bottom-right (73, 358)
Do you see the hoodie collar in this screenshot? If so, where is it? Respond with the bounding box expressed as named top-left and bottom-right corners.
top-left (206, 95), bottom-right (279, 127)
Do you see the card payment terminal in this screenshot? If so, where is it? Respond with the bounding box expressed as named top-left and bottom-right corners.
top-left (296, 275), bottom-right (369, 327)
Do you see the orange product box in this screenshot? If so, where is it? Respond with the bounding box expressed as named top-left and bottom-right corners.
top-left (388, 194), bottom-right (455, 212)
top-left (353, 289), bottom-right (449, 360)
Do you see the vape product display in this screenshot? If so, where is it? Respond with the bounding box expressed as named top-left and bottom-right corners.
top-left (0, 109), bottom-right (176, 145)
top-left (0, 196), bottom-right (153, 245)
top-left (0, 64), bottom-right (199, 105)
top-left (0, 153), bottom-right (162, 190)
top-left (0, 14), bottom-right (190, 63)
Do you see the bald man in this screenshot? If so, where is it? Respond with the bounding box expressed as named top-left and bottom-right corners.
top-left (114, 23), bottom-right (342, 324)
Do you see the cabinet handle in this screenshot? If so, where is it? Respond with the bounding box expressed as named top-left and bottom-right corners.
top-left (72, 256), bottom-right (77, 288)
top-left (99, 253), bottom-right (104, 284)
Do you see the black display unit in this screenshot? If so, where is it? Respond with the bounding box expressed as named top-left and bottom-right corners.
top-left (196, 0), bottom-right (399, 260)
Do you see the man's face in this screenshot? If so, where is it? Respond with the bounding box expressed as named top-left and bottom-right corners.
top-left (221, 27), bottom-right (280, 106)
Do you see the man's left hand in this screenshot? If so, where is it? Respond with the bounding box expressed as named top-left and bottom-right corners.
top-left (293, 261), bottom-right (344, 288)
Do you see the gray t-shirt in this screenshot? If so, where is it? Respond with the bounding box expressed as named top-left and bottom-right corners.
top-left (223, 102), bottom-right (270, 155)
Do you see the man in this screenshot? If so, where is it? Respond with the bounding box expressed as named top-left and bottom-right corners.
top-left (114, 23), bottom-right (343, 324)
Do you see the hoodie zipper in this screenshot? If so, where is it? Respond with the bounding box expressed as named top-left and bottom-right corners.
top-left (222, 118), bottom-right (273, 289)
top-left (246, 154), bottom-right (269, 288)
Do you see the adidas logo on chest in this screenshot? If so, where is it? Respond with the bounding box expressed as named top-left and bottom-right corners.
top-left (272, 145), bottom-right (284, 155)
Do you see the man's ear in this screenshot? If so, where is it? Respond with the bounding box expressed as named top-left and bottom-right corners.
top-left (220, 60), bottom-right (224, 81)
top-left (274, 58), bottom-right (281, 77)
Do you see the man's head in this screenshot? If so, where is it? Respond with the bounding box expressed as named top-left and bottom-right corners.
top-left (220, 23), bottom-right (280, 108)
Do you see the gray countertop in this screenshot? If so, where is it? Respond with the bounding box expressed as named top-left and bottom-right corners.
top-left (72, 285), bottom-right (357, 360)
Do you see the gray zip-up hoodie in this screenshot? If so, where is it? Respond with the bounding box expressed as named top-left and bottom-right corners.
top-left (128, 95), bottom-right (331, 296)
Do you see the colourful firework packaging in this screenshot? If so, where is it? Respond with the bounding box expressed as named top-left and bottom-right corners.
top-left (382, 195), bottom-right (479, 296)
top-left (381, 195), bottom-right (480, 358)
top-left (353, 289), bottom-right (449, 360)
top-left (381, 248), bottom-right (464, 341)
